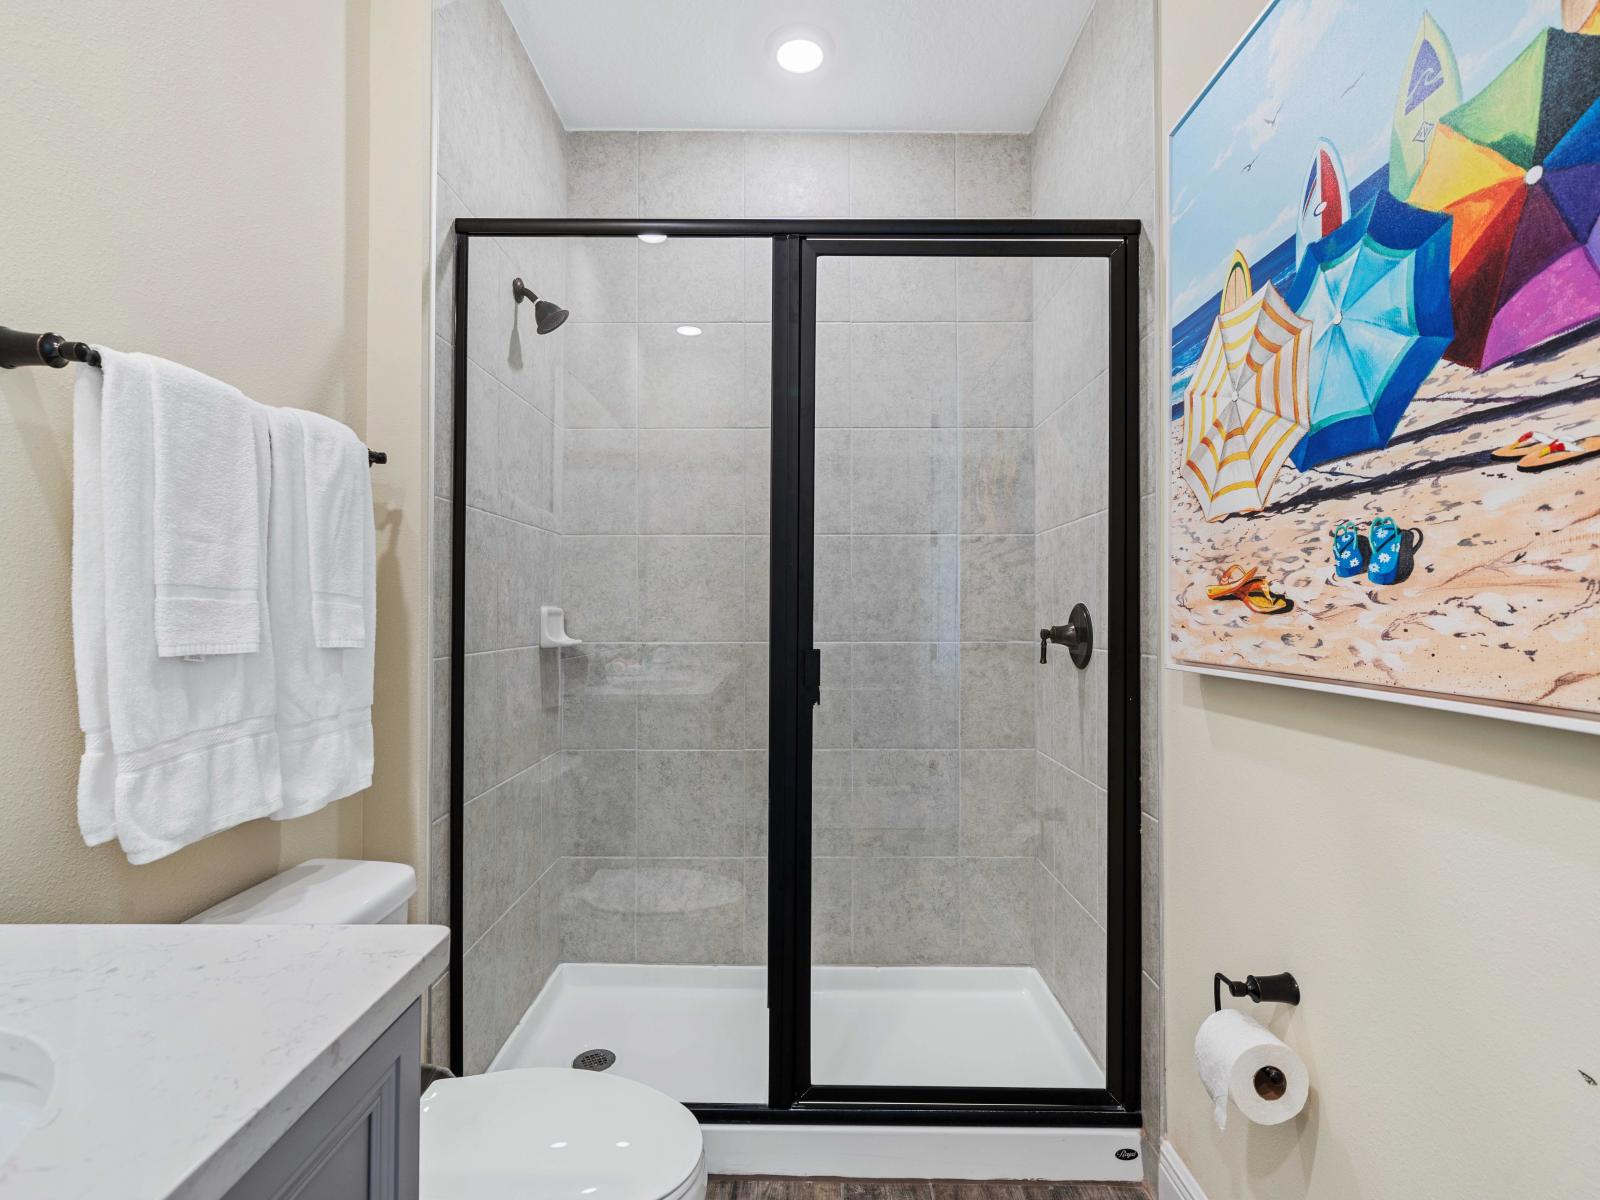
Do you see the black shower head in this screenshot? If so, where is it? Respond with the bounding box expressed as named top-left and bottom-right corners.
top-left (533, 298), bottom-right (569, 334)
top-left (511, 278), bottom-right (570, 334)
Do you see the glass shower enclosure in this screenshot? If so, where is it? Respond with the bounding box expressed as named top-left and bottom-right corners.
top-left (447, 218), bottom-right (1141, 1128)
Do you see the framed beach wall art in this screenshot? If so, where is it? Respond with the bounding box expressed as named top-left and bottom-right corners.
top-left (1166, 0), bottom-right (1600, 732)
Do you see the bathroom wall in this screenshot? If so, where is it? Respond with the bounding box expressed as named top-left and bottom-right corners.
top-left (555, 131), bottom-right (1040, 977)
top-left (1029, 0), bottom-right (1162, 1176)
top-left (430, 0), bottom-right (570, 1074)
top-left (1158, 4), bottom-right (1600, 1196)
top-left (0, 1), bottom-right (431, 924)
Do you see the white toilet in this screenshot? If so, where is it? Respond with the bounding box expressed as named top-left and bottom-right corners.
top-left (190, 858), bottom-right (709, 1200)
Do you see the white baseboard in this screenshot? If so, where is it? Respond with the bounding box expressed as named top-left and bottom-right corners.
top-left (703, 1123), bottom-right (1142, 1182)
top-left (1158, 1140), bottom-right (1208, 1200)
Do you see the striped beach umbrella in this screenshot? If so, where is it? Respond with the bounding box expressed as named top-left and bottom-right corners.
top-left (1181, 281), bottom-right (1313, 522)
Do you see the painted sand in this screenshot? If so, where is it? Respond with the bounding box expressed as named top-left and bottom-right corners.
top-left (1168, 328), bottom-right (1600, 718)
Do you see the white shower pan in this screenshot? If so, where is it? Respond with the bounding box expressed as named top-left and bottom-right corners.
top-left (489, 963), bottom-right (1141, 1181)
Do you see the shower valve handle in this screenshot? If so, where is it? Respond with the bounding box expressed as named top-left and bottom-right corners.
top-left (1039, 603), bottom-right (1093, 669)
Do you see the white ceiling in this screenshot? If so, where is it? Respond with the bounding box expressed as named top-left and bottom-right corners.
top-left (500, 0), bottom-right (1095, 133)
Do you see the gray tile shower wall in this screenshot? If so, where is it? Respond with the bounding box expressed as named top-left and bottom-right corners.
top-left (432, 0), bottom-right (569, 1076)
top-left (1030, 0), bottom-right (1161, 1181)
top-left (556, 131), bottom-right (1040, 975)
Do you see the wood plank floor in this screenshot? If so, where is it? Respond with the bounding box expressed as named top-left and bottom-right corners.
top-left (707, 1177), bottom-right (1150, 1200)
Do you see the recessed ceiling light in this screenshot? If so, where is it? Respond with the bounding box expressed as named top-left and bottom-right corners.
top-left (676, 325), bottom-right (702, 337)
top-left (775, 37), bottom-right (825, 73)
top-left (638, 233), bottom-right (667, 244)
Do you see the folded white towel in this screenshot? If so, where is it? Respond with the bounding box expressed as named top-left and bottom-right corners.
top-left (73, 351), bottom-right (282, 863)
top-left (148, 358), bottom-right (264, 657)
top-left (266, 407), bottom-right (375, 820)
top-left (294, 409), bottom-right (370, 648)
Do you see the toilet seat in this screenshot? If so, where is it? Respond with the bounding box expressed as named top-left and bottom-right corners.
top-left (420, 1067), bottom-right (706, 1200)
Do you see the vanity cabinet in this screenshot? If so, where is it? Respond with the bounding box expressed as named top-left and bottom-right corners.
top-left (225, 1001), bottom-right (420, 1200)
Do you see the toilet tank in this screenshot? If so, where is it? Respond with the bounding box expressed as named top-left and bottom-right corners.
top-left (186, 858), bottom-right (416, 926)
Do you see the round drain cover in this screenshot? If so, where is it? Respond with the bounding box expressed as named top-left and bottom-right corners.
top-left (572, 1048), bottom-right (616, 1072)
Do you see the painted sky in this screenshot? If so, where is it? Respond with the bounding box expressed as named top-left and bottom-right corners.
top-left (1168, 0), bottom-right (1555, 329)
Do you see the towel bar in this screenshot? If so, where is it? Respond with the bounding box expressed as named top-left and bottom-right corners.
top-left (1, 324), bottom-right (388, 466)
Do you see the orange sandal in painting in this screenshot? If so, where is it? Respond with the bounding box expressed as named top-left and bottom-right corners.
top-left (1490, 430), bottom-right (1556, 460)
top-left (1515, 436), bottom-right (1600, 472)
top-left (1205, 563), bottom-right (1260, 601)
top-left (1235, 578), bottom-right (1292, 614)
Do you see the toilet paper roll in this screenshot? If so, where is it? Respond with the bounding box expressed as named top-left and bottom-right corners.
top-left (1194, 1008), bottom-right (1309, 1130)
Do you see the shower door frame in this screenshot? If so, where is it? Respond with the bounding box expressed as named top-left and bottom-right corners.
top-left (447, 217), bottom-right (1142, 1131)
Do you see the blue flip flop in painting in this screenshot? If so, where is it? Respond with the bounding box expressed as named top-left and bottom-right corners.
top-left (1331, 519), bottom-right (1369, 578)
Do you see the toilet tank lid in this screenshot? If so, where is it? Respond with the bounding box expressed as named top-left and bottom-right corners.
top-left (187, 859), bottom-right (417, 925)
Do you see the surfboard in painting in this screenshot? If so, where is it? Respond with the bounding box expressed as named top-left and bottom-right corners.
top-left (1389, 11), bottom-right (1463, 199)
top-left (1220, 249), bottom-right (1252, 313)
top-left (1293, 138), bottom-right (1350, 266)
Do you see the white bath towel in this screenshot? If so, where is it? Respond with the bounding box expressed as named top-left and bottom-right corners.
top-left (148, 357), bottom-right (265, 657)
top-left (265, 406), bottom-right (375, 819)
top-left (73, 351), bottom-right (282, 863)
top-left (294, 409), bottom-right (370, 648)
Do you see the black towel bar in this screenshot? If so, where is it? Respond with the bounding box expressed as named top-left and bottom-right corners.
top-left (1, 324), bottom-right (388, 466)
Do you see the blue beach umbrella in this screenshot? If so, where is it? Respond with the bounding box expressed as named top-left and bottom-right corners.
top-left (1284, 189), bottom-right (1455, 469)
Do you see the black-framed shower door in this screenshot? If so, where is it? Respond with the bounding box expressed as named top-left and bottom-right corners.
top-left (448, 217), bottom-right (1142, 1129)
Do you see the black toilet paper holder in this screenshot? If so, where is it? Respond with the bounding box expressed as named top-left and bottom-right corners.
top-left (1214, 971), bottom-right (1301, 1013)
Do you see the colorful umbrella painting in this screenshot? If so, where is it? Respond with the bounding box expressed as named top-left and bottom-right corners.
top-left (1409, 28), bottom-right (1600, 370)
top-left (1295, 139), bottom-right (1350, 266)
top-left (1284, 190), bottom-right (1454, 468)
top-left (1181, 281), bottom-right (1312, 521)
top-left (1389, 12), bottom-right (1462, 201)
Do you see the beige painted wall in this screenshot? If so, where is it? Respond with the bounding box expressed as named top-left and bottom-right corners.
top-left (0, 1), bottom-right (432, 923)
top-left (1158, 4), bottom-right (1600, 1197)
top-left (362, 0), bottom-right (435, 919)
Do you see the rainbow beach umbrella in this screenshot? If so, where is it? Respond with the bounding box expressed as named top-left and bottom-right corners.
top-left (1409, 28), bottom-right (1600, 370)
top-left (1284, 190), bottom-right (1454, 469)
top-left (1181, 281), bottom-right (1312, 522)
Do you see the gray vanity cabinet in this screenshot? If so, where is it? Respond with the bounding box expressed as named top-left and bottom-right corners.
top-left (226, 1001), bottom-right (421, 1200)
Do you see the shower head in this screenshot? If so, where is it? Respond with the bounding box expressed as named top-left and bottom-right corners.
top-left (511, 278), bottom-right (570, 334)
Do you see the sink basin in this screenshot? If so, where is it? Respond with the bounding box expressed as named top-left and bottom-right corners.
top-left (0, 1030), bottom-right (54, 1164)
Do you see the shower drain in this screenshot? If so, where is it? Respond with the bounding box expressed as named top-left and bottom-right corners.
top-left (572, 1048), bottom-right (616, 1072)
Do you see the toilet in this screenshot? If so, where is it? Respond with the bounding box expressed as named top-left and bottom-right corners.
top-left (190, 858), bottom-right (708, 1200)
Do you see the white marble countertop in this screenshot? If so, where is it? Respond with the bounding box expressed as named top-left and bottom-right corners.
top-left (0, 922), bottom-right (448, 1200)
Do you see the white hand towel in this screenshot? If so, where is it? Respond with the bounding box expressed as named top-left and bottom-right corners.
top-left (74, 351), bottom-right (282, 863)
top-left (147, 357), bottom-right (264, 657)
top-left (294, 409), bottom-right (369, 648)
top-left (266, 407), bottom-right (375, 819)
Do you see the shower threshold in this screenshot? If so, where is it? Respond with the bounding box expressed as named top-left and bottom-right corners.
top-left (489, 963), bottom-right (1139, 1181)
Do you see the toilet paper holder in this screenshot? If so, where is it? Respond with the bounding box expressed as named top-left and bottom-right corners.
top-left (1214, 971), bottom-right (1301, 1013)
